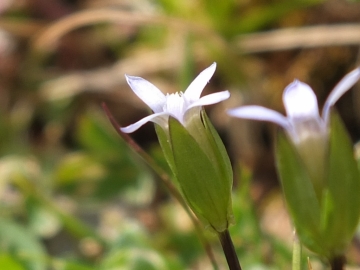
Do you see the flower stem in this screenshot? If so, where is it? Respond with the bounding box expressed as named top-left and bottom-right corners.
top-left (330, 255), bottom-right (345, 270)
top-left (218, 229), bottom-right (242, 270)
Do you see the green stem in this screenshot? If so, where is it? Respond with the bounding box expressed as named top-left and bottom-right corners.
top-left (218, 229), bottom-right (242, 270)
top-left (292, 231), bottom-right (301, 270)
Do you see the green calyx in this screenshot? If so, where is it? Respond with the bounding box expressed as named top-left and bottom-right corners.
top-left (276, 111), bottom-right (360, 259)
top-left (156, 110), bottom-right (233, 233)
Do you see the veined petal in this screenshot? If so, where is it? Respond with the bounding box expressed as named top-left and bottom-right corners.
top-left (322, 67), bottom-right (360, 123)
top-left (227, 105), bottom-right (289, 129)
top-left (125, 75), bottom-right (166, 113)
top-left (184, 62), bottom-right (216, 102)
top-left (283, 80), bottom-right (320, 121)
top-left (187, 91), bottom-right (230, 110)
top-left (120, 112), bottom-right (169, 133)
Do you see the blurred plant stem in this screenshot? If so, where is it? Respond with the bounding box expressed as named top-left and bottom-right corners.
top-left (218, 229), bottom-right (242, 270)
top-left (292, 231), bottom-right (301, 270)
top-left (330, 255), bottom-right (345, 270)
top-left (102, 103), bottom-right (219, 270)
top-left (31, 9), bottom-right (226, 54)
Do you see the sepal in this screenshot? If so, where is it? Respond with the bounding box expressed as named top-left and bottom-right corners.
top-left (168, 116), bottom-right (232, 232)
top-left (155, 124), bottom-right (176, 176)
top-left (320, 112), bottom-right (360, 257)
top-left (276, 130), bottom-right (323, 254)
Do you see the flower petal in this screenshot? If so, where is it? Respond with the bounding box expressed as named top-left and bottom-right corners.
top-left (283, 80), bottom-right (320, 121)
top-left (120, 112), bottom-right (169, 133)
top-left (125, 75), bottom-right (166, 113)
top-left (187, 90), bottom-right (230, 110)
top-left (322, 67), bottom-right (360, 123)
top-left (227, 105), bottom-right (289, 129)
top-left (184, 62), bottom-right (216, 102)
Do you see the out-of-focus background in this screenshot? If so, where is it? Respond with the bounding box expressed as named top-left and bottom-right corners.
top-left (1, 0), bottom-right (360, 269)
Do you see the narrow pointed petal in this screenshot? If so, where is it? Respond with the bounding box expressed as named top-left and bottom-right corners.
top-left (283, 80), bottom-right (320, 121)
top-left (125, 75), bottom-right (166, 113)
top-left (120, 112), bottom-right (169, 133)
top-left (184, 63), bottom-right (216, 102)
top-left (227, 105), bottom-right (289, 129)
top-left (322, 67), bottom-right (360, 123)
top-left (187, 91), bottom-right (230, 109)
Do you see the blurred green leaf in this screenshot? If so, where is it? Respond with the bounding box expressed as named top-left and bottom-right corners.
top-left (0, 218), bottom-right (46, 270)
top-left (100, 220), bottom-right (183, 270)
top-left (101, 247), bottom-right (181, 270)
top-left (28, 202), bottom-right (61, 238)
top-left (179, 34), bottom-right (196, 91)
top-left (0, 253), bottom-right (25, 270)
top-left (0, 155), bottom-right (41, 192)
top-left (52, 260), bottom-right (95, 270)
top-left (76, 112), bottom-right (124, 161)
top-left (233, 0), bottom-right (323, 34)
top-left (76, 111), bottom-right (152, 200)
top-left (55, 152), bottom-right (106, 186)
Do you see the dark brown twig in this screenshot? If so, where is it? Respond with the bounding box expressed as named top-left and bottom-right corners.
top-left (218, 229), bottom-right (242, 270)
top-left (330, 255), bottom-right (345, 270)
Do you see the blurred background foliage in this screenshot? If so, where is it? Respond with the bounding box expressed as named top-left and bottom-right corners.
top-left (1, 0), bottom-right (360, 269)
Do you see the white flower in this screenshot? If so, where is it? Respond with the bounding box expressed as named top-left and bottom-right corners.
top-left (121, 63), bottom-right (230, 133)
top-left (227, 68), bottom-right (360, 143)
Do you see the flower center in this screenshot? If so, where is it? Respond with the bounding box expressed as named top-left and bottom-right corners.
top-left (163, 92), bottom-right (188, 123)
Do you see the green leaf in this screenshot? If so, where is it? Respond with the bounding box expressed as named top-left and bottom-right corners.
top-left (55, 152), bottom-right (106, 186)
top-left (275, 131), bottom-right (323, 254)
top-left (76, 112), bottom-right (124, 161)
top-left (76, 111), bottom-right (150, 200)
top-left (101, 247), bottom-right (178, 270)
top-left (233, 0), bottom-right (323, 34)
top-left (28, 203), bottom-right (61, 238)
top-left (108, 226), bottom-right (186, 270)
top-left (0, 218), bottom-right (46, 270)
top-left (321, 112), bottom-right (360, 256)
top-left (169, 117), bottom-right (230, 232)
top-left (0, 253), bottom-right (25, 270)
top-left (53, 260), bottom-right (95, 270)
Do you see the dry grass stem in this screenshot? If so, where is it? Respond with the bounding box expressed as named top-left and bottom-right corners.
top-left (237, 24), bottom-right (360, 53)
top-left (31, 9), bottom-right (225, 53)
top-left (40, 48), bottom-right (183, 101)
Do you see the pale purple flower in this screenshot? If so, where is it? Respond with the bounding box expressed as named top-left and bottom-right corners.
top-left (121, 63), bottom-right (230, 133)
top-left (228, 68), bottom-right (360, 143)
